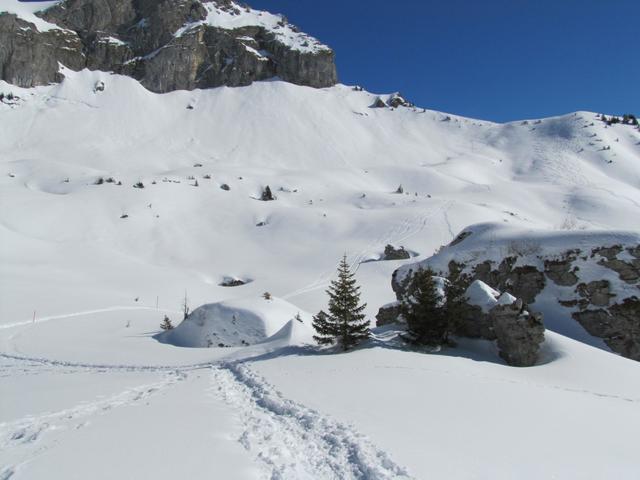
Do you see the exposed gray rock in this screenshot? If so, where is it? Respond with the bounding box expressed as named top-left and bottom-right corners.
top-left (577, 280), bottom-right (615, 307)
top-left (474, 258), bottom-right (546, 304)
top-left (0, 14), bottom-right (85, 88)
top-left (42, 0), bottom-right (138, 34)
top-left (544, 254), bottom-right (579, 286)
top-left (592, 245), bottom-right (623, 261)
top-left (491, 300), bottom-right (545, 367)
top-left (84, 33), bottom-right (134, 71)
top-left (383, 244), bottom-right (411, 261)
top-left (598, 258), bottom-right (639, 283)
top-left (370, 97), bottom-right (387, 108)
top-left (0, 0), bottom-right (338, 92)
top-left (375, 303), bottom-right (402, 327)
top-left (387, 93), bottom-right (413, 108)
top-left (573, 298), bottom-right (640, 361)
top-left (219, 278), bottom-right (247, 287)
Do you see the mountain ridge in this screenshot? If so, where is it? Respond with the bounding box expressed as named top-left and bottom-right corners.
top-left (0, 0), bottom-right (338, 91)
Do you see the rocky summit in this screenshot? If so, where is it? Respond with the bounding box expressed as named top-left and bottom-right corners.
top-left (0, 0), bottom-right (338, 92)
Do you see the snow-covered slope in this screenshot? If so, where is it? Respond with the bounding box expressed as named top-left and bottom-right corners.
top-left (2, 69), bottom-right (639, 327)
top-left (1, 68), bottom-right (640, 478)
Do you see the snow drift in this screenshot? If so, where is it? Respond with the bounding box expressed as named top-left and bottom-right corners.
top-left (159, 297), bottom-right (314, 348)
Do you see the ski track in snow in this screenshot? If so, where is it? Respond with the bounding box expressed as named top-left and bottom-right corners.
top-left (0, 370), bottom-right (185, 479)
top-left (211, 361), bottom-right (413, 480)
top-left (0, 306), bottom-right (178, 330)
top-left (283, 205), bottom-right (445, 300)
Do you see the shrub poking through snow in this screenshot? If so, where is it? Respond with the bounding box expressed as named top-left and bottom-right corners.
top-left (182, 291), bottom-right (190, 320)
top-left (312, 255), bottom-right (370, 350)
top-left (160, 315), bottom-right (174, 330)
top-left (133, 181), bottom-right (144, 189)
top-left (263, 292), bottom-right (273, 300)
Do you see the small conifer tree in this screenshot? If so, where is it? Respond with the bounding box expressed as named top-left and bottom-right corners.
top-left (160, 315), bottom-right (174, 330)
top-left (261, 185), bottom-right (275, 201)
top-left (443, 262), bottom-right (471, 341)
top-left (400, 267), bottom-right (446, 345)
top-left (312, 255), bottom-right (370, 350)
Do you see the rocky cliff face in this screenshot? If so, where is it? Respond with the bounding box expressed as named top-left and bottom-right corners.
top-left (0, 0), bottom-right (338, 92)
top-left (391, 224), bottom-right (640, 362)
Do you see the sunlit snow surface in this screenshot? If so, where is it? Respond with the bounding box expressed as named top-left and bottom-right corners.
top-left (1, 69), bottom-right (640, 479)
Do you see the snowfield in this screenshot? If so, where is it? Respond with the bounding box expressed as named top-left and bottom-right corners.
top-left (1, 67), bottom-right (640, 479)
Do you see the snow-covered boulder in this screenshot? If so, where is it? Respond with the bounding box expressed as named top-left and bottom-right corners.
top-left (393, 222), bottom-right (640, 361)
top-left (376, 277), bottom-right (544, 366)
top-left (159, 297), bottom-right (314, 348)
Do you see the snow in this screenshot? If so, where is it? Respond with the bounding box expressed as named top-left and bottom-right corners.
top-left (159, 296), bottom-right (313, 348)
top-left (0, 0), bottom-right (63, 32)
top-left (466, 279), bottom-right (501, 312)
top-left (175, 1), bottom-right (331, 53)
top-left (497, 291), bottom-right (517, 305)
top-left (397, 222), bottom-right (639, 350)
top-left (98, 36), bottom-right (127, 46)
top-left (1, 68), bottom-right (639, 478)
top-left (251, 332), bottom-right (640, 480)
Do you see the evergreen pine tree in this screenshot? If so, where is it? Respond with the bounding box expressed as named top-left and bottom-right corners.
top-left (400, 267), bottom-right (446, 345)
top-left (312, 255), bottom-right (370, 350)
top-left (160, 315), bottom-right (174, 330)
top-left (443, 262), bottom-right (471, 341)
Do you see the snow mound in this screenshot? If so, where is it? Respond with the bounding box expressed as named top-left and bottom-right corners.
top-left (466, 280), bottom-right (500, 312)
top-left (466, 280), bottom-right (517, 313)
top-left (159, 297), bottom-right (313, 348)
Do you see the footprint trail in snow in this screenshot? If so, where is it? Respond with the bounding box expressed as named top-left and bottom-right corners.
top-left (212, 362), bottom-right (413, 480)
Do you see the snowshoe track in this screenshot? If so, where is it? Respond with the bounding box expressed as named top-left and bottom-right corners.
top-left (212, 362), bottom-right (412, 480)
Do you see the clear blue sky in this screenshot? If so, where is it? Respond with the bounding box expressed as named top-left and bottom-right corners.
top-left (250, 0), bottom-right (639, 122)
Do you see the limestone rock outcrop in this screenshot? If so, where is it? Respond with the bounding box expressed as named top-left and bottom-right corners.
top-left (0, 0), bottom-right (338, 92)
top-left (377, 278), bottom-right (545, 367)
top-left (391, 223), bottom-right (640, 361)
